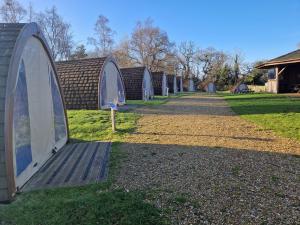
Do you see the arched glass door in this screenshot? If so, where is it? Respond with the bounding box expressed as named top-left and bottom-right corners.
top-left (13, 60), bottom-right (32, 176)
top-left (117, 75), bottom-right (125, 104)
top-left (49, 70), bottom-right (67, 146)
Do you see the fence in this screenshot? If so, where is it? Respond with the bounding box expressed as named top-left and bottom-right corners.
top-left (248, 85), bottom-right (267, 93)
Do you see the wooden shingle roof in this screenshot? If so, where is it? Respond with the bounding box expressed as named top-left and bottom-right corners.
top-left (257, 49), bottom-right (300, 69)
top-left (56, 57), bottom-right (107, 109)
top-left (152, 71), bottom-right (165, 95)
top-left (120, 67), bottom-right (145, 100)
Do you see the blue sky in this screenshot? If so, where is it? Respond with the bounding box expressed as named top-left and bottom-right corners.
top-left (22, 0), bottom-right (300, 62)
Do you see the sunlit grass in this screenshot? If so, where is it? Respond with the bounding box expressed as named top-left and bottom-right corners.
top-left (221, 93), bottom-right (300, 141)
top-left (126, 92), bottom-right (194, 106)
top-left (67, 109), bottom-right (138, 142)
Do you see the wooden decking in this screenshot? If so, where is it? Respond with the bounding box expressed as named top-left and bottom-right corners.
top-left (22, 141), bottom-right (111, 191)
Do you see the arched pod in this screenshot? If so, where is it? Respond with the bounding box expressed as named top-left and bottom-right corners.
top-left (0, 23), bottom-right (69, 202)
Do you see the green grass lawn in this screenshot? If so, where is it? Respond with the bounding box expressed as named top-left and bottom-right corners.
top-left (221, 93), bottom-right (300, 141)
top-left (67, 109), bottom-right (138, 142)
top-left (126, 92), bottom-right (194, 106)
top-left (0, 109), bottom-right (168, 225)
top-left (126, 95), bottom-right (169, 106)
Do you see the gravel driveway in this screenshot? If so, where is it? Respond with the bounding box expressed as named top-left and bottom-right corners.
top-left (115, 94), bottom-right (300, 225)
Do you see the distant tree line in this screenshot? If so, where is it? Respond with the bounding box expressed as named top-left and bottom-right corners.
top-left (0, 0), bottom-right (273, 89)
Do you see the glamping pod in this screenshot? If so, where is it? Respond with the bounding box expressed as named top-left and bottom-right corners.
top-left (56, 57), bottom-right (126, 109)
top-left (0, 23), bottom-right (68, 202)
top-left (206, 82), bottom-right (217, 93)
top-left (176, 76), bottom-right (183, 92)
top-left (152, 71), bottom-right (168, 96)
top-left (120, 67), bottom-right (154, 100)
top-left (188, 79), bottom-right (195, 92)
top-left (166, 74), bottom-right (177, 94)
top-left (231, 82), bottom-right (249, 94)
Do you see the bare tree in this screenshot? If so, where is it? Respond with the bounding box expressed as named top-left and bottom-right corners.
top-left (113, 39), bottom-right (135, 67)
top-left (70, 44), bottom-right (87, 60)
top-left (0, 0), bottom-right (27, 23)
top-left (27, 1), bottom-right (34, 22)
top-left (163, 51), bottom-right (180, 74)
top-left (195, 48), bottom-right (227, 82)
top-left (177, 41), bottom-right (198, 79)
top-left (88, 15), bottom-right (115, 56)
top-left (128, 18), bottom-right (174, 72)
top-left (36, 6), bottom-right (73, 61)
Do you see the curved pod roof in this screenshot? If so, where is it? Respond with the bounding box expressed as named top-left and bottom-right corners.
top-left (56, 56), bottom-right (126, 109)
top-left (152, 71), bottom-right (168, 96)
top-left (257, 49), bottom-right (300, 69)
top-left (0, 23), bottom-right (69, 202)
top-left (120, 66), bottom-right (154, 100)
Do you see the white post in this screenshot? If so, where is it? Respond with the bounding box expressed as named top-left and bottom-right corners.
top-left (109, 103), bottom-right (118, 133)
top-left (111, 108), bottom-right (116, 132)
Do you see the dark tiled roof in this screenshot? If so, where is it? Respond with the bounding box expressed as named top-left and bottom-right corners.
top-left (56, 57), bottom-right (106, 109)
top-left (257, 49), bottom-right (300, 69)
top-left (120, 67), bottom-right (146, 100)
top-left (152, 71), bottom-right (164, 95)
top-left (166, 74), bottom-right (175, 93)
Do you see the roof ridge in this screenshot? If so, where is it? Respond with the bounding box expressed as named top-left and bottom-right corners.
top-left (120, 66), bottom-right (146, 70)
top-left (269, 49), bottom-right (300, 62)
top-left (56, 56), bottom-right (107, 64)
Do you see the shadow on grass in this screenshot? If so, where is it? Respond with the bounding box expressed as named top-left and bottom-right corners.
top-left (0, 186), bottom-right (168, 225)
top-left (132, 131), bottom-right (274, 142)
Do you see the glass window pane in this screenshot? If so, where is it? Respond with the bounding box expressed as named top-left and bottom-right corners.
top-left (268, 69), bottom-right (276, 79)
top-left (100, 72), bottom-right (107, 107)
top-left (50, 70), bottom-right (67, 143)
top-left (117, 76), bottom-right (125, 103)
top-left (14, 60), bottom-right (32, 176)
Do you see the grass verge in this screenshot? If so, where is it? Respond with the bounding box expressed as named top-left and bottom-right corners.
top-left (67, 109), bottom-right (138, 142)
top-left (126, 92), bottom-right (194, 106)
top-left (0, 109), bottom-right (168, 225)
top-left (221, 93), bottom-right (300, 141)
top-left (126, 96), bottom-right (169, 106)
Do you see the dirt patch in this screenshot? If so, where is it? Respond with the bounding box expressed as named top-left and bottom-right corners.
top-left (115, 94), bottom-right (300, 225)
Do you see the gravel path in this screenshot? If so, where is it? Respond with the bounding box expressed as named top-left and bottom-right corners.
top-left (115, 94), bottom-right (300, 225)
